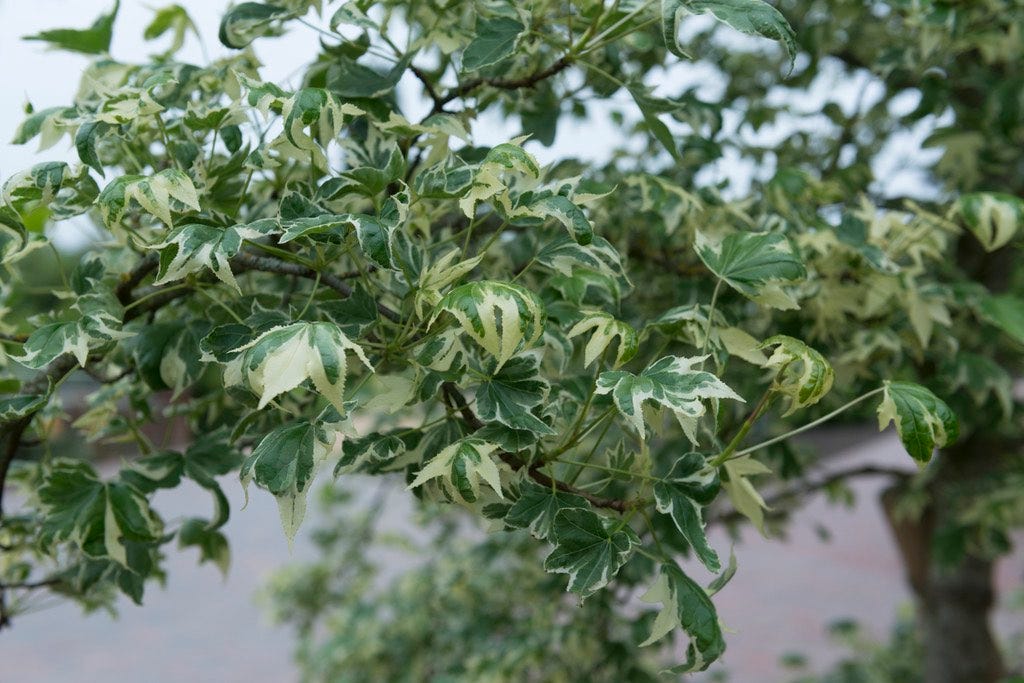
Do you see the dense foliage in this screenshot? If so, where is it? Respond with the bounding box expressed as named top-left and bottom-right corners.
top-left (1, 0), bottom-right (1022, 678)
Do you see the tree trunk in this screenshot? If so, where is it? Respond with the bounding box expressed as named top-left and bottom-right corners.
top-left (881, 434), bottom-right (1007, 683)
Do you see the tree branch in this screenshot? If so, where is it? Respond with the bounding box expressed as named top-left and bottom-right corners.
top-left (434, 56), bottom-right (572, 113)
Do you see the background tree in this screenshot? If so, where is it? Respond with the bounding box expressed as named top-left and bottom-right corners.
top-left (0, 1), bottom-right (1020, 680)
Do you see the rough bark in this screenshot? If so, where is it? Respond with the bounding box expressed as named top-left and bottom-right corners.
top-left (881, 434), bottom-right (1009, 683)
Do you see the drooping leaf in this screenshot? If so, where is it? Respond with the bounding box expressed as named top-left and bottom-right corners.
top-left (721, 455), bottom-right (771, 534)
top-left (24, 0), bottom-right (119, 55)
top-left (877, 381), bottom-right (959, 463)
top-left (956, 192), bottom-right (1024, 252)
top-left (241, 421), bottom-right (331, 542)
top-left (544, 507), bottom-right (640, 598)
top-left (640, 562), bottom-right (726, 672)
top-left (567, 311), bottom-right (638, 368)
top-left (695, 230), bottom-right (806, 309)
top-left (229, 322), bottom-right (373, 413)
top-left (663, 0), bottom-right (796, 68)
top-left (761, 335), bottom-right (835, 415)
top-left (475, 354), bottom-right (554, 435)
top-left (219, 2), bottom-right (293, 49)
top-left (596, 355), bottom-right (743, 442)
top-left (462, 15), bottom-right (526, 71)
top-left (407, 437), bottom-right (504, 503)
top-left (39, 460), bottom-right (162, 567)
top-left (433, 281), bottom-right (546, 369)
top-left (653, 453), bottom-right (721, 572)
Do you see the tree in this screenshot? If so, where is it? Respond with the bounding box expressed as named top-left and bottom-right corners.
top-left (0, 0), bottom-right (1021, 679)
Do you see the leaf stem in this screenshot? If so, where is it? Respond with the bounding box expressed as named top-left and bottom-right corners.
top-left (726, 387), bottom-right (885, 463)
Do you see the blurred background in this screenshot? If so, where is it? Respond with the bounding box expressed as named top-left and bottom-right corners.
top-left (0, 1), bottom-right (1021, 681)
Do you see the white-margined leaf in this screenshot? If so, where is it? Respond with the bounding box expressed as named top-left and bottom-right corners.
top-left (663, 0), bottom-right (796, 67)
top-left (640, 562), bottom-right (726, 672)
top-left (596, 355), bottom-right (743, 442)
top-left (152, 223), bottom-right (265, 292)
top-left (97, 168), bottom-right (201, 227)
top-left (229, 322), bottom-right (372, 413)
top-left (567, 311), bottom-right (638, 368)
top-left (761, 334), bottom-right (835, 415)
top-left (459, 142), bottom-right (541, 217)
top-left (475, 354), bottom-right (554, 435)
top-left (956, 192), bottom-right (1024, 252)
top-left (407, 437), bottom-right (504, 503)
top-left (653, 453), bottom-right (721, 572)
top-left (462, 15), bottom-right (526, 71)
top-left (433, 280), bottom-right (546, 369)
top-left (877, 381), bottom-right (959, 463)
top-left (544, 507), bottom-right (640, 598)
top-left (241, 421), bottom-right (331, 542)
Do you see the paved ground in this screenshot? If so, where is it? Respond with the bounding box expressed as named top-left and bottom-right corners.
top-left (2, 428), bottom-right (1022, 681)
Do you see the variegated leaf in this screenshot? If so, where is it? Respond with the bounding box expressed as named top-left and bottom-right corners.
top-left (407, 437), bottom-right (504, 503)
top-left (567, 311), bottom-right (638, 368)
top-left (877, 381), bottom-right (959, 463)
top-left (433, 280), bottom-right (546, 369)
top-left (761, 335), bottom-right (835, 415)
top-left (596, 356), bottom-right (743, 442)
top-left (230, 322), bottom-right (373, 413)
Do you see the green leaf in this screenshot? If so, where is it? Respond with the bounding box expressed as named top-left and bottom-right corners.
top-left (877, 381), bottom-right (959, 463)
top-left (178, 518), bottom-right (230, 576)
top-left (0, 395), bottom-right (48, 422)
top-left (721, 455), bottom-right (771, 534)
top-left (979, 294), bottom-right (1024, 345)
top-left (664, 0), bottom-right (796, 68)
top-left (219, 2), bottom-right (292, 49)
top-left (241, 422), bottom-right (331, 542)
top-left (653, 453), bottom-right (721, 572)
top-left (475, 354), bottom-right (554, 435)
top-left (505, 480), bottom-right (589, 540)
top-left (957, 192), bottom-right (1024, 251)
top-left (596, 355), bottom-right (743, 443)
top-left (640, 563), bottom-right (726, 672)
top-left (627, 84), bottom-right (681, 161)
top-left (229, 322), bottom-right (373, 414)
top-left (695, 230), bottom-right (806, 309)
top-left (326, 56), bottom-right (405, 99)
top-left (433, 281), bottom-right (546, 369)
top-left (23, 0), bottom-right (119, 55)
top-left (544, 507), bottom-right (640, 598)
top-left (761, 335), bottom-right (835, 415)
top-left (407, 437), bottom-right (504, 503)
top-left (567, 311), bottom-right (638, 368)
top-left (97, 169), bottom-right (201, 227)
top-left (144, 4), bottom-right (198, 55)
top-left (462, 16), bottom-right (526, 71)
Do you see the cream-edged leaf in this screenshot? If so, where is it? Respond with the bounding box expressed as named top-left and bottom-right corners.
top-left (240, 422), bottom-right (331, 543)
top-left (876, 381), bottom-right (959, 463)
top-left (596, 355), bottom-right (743, 442)
top-left (544, 507), bottom-right (640, 598)
top-left (956, 192), bottom-right (1024, 252)
top-left (97, 168), bottom-right (200, 227)
top-left (695, 231), bottom-right (806, 310)
top-left (567, 311), bottom-right (638, 368)
top-left (407, 437), bottom-right (504, 503)
top-left (432, 280), bottom-right (546, 369)
top-left (761, 335), bottom-right (835, 415)
top-left (230, 322), bottom-right (372, 413)
top-left (640, 562), bottom-right (726, 672)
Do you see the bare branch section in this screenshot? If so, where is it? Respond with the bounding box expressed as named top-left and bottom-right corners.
top-left (434, 56), bottom-right (573, 113)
